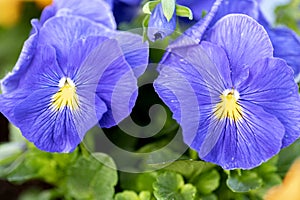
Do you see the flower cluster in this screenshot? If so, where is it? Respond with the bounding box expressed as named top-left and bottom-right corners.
top-left (1, 0), bottom-right (300, 171)
top-left (0, 0), bottom-right (148, 152)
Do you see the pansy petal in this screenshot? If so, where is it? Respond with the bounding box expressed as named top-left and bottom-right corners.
top-left (177, 0), bottom-right (214, 20)
top-left (207, 14), bottom-right (273, 83)
top-left (114, 32), bottom-right (149, 77)
top-left (40, 0), bottom-right (116, 29)
top-left (200, 101), bottom-right (284, 170)
top-left (258, 11), bottom-right (300, 80)
top-left (67, 36), bottom-right (109, 78)
top-left (1, 19), bottom-right (39, 94)
top-left (13, 87), bottom-right (106, 152)
top-left (268, 28), bottom-right (300, 80)
top-left (147, 3), bottom-right (176, 42)
top-left (170, 0), bottom-right (223, 48)
top-left (211, 0), bottom-right (259, 25)
top-left (154, 43), bottom-right (231, 145)
top-left (39, 16), bottom-right (147, 78)
top-left (0, 90), bottom-right (29, 125)
top-left (13, 88), bottom-right (77, 152)
top-left (238, 58), bottom-right (300, 148)
top-left (71, 38), bottom-right (137, 128)
top-left (39, 16), bottom-right (112, 68)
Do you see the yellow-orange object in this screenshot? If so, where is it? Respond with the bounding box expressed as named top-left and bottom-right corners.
top-left (35, 0), bottom-right (52, 8)
top-left (0, 0), bottom-right (22, 27)
top-left (0, 0), bottom-right (52, 28)
top-left (265, 159), bottom-right (300, 200)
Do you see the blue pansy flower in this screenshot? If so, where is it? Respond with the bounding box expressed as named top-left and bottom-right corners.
top-left (0, 1), bottom-right (149, 152)
top-left (2, 0), bottom-right (148, 94)
top-left (0, 15), bottom-right (138, 152)
top-left (147, 2), bottom-right (176, 42)
top-left (154, 12), bottom-right (300, 169)
top-left (181, 0), bottom-right (300, 81)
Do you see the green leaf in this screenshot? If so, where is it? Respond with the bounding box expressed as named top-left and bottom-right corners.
top-left (115, 191), bottom-right (140, 200)
top-left (181, 184), bottom-right (197, 200)
top-left (0, 142), bottom-right (25, 166)
top-left (277, 139), bottom-right (300, 176)
top-left (275, 0), bottom-right (300, 34)
top-left (153, 172), bottom-right (197, 200)
top-left (226, 171), bottom-right (263, 193)
top-left (161, 0), bottom-right (176, 22)
top-left (65, 153), bottom-right (117, 200)
top-left (151, 159), bottom-right (215, 179)
top-left (115, 191), bottom-right (152, 200)
top-left (139, 191), bottom-right (152, 200)
top-left (143, 15), bottom-right (150, 42)
top-left (200, 194), bottom-right (218, 200)
top-left (142, 0), bottom-right (160, 14)
top-left (194, 169), bottom-right (220, 195)
top-left (6, 148), bottom-right (78, 184)
top-left (120, 172), bottom-right (157, 192)
top-left (176, 5), bottom-right (193, 20)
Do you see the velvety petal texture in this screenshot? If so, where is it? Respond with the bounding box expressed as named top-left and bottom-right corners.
top-left (155, 14), bottom-right (300, 169)
top-left (40, 0), bottom-right (116, 29)
top-left (147, 3), bottom-right (176, 42)
top-left (0, 1), bottom-right (144, 152)
top-left (258, 12), bottom-right (300, 81)
top-left (172, 0), bottom-right (300, 80)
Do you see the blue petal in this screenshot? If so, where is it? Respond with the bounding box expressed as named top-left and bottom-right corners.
top-left (118, 0), bottom-right (141, 5)
top-left (0, 90), bottom-right (29, 125)
top-left (147, 3), bottom-right (176, 42)
top-left (13, 88), bottom-right (106, 152)
top-left (1, 19), bottom-right (40, 94)
top-left (111, 1), bottom-right (141, 24)
top-left (67, 36), bottom-right (109, 78)
top-left (39, 16), bottom-right (148, 78)
top-left (207, 14), bottom-right (273, 85)
top-left (170, 0), bottom-right (223, 48)
top-left (211, 0), bottom-right (259, 25)
top-left (40, 0), bottom-right (116, 29)
top-left (238, 58), bottom-right (300, 148)
top-left (154, 43), bottom-right (231, 145)
top-left (73, 38), bottom-right (138, 128)
top-left (271, 27), bottom-right (300, 81)
top-left (114, 32), bottom-right (149, 77)
top-left (177, 0), bottom-right (215, 20)
top-left (199, 101), bottom-right (284, 170)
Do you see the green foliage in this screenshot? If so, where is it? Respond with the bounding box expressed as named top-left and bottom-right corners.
top-left (176, 5), bottom-right (193, 20)
top-left (275, 0), bottom-right (300, 34)
top-left (226, 170), bottom-right (263, 193)
top-left (194, 169), bottom-right (220, 195)
top-left (0, 139), bottom-right (117, 200)
top-left (161, 0), bottom-right (176, 22)
top-left (153, 171), bottom-right (197, 200)
top-left (115, 191), bottom-right (152, 200)
top-left (151, 159), bottom-right (215, 179)
top-left (142, 0), bottom-right (160, 14)
top-left (65, 153), bottom-right (117, 200)
top-left (120, 172), bottom-right (158, 192)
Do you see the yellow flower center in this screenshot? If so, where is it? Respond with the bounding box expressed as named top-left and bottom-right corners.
top-left (214, 89), bottom-right (243, 121)
top-left (51, 77), bottom-right (79, 111)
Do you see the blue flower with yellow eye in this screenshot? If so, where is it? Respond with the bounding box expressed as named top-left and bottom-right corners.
top-left (154, 13), bottom-right (300, 169)
top-left (0, 0), bottom-right (148, 152)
